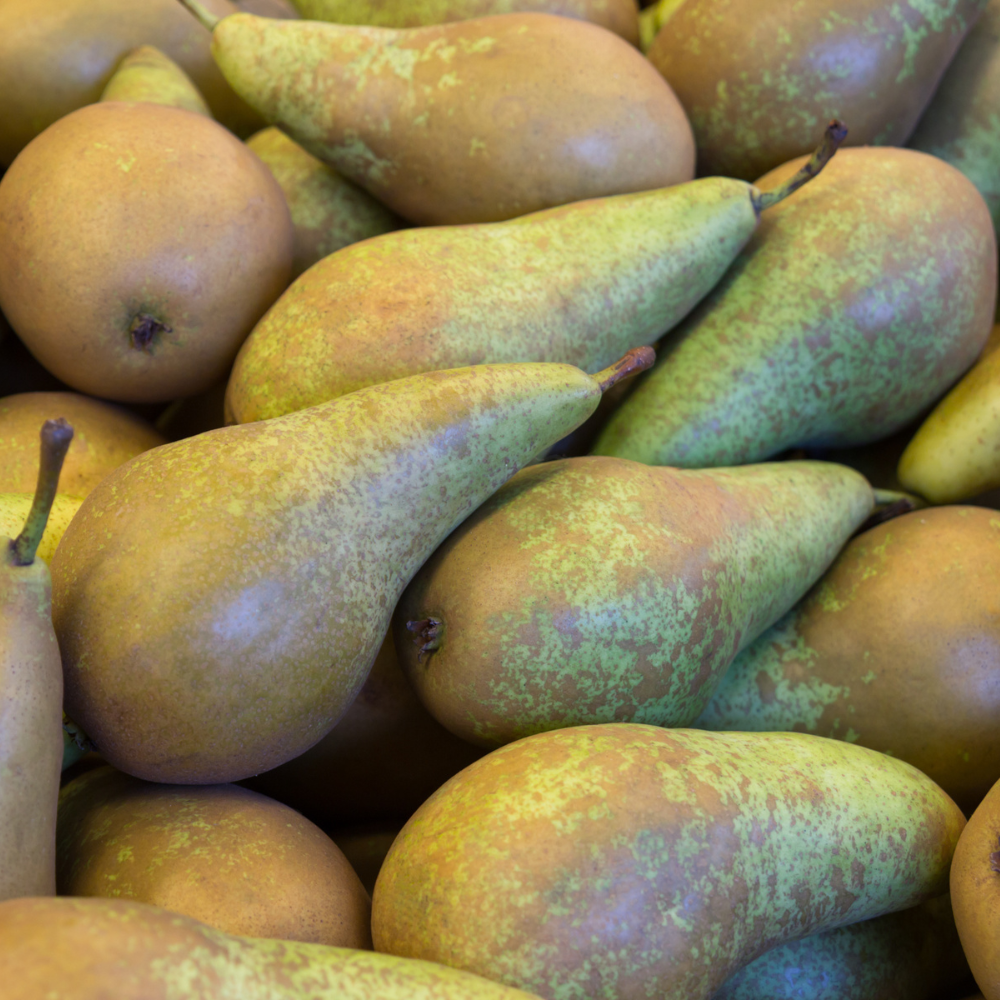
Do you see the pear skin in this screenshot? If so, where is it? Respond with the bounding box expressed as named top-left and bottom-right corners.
top-left (100, 45), bottom-right (212, 115)
top-left (372, 725), bottom-right (966, 1000)
top-left (239, 0), bottom-right (300, 14)
top-left (594, 147), bottom-right (998, 468)
top-left (0, 495), bottom-right (82, 565)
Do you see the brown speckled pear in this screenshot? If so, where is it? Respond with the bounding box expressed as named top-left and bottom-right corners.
top-left (100, 45), bottom-right (212, 115)
top-left (0, 393), bottom-right (164, 498)
top-left (179, 1), bottom-right (694, 224)
top-left (51, 352), bottom-right (652, 784)
top-left (57, 766), bottom-right (372, 948)
top-left (372, 725), bottom-right (966, 1000)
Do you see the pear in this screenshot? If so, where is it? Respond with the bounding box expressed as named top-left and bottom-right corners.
top-left (695, 506), bottom-right (1000, 815)
top-left (99, 45), bottom-right (212, 115)
top-left (392, 456), bottom-right (873, 747)
top-left (638, 0), bottom-right (685, 51)
top-left (0, 896), bottom-right (544, 1000)
top-left (646, 0), bottom-right (988, 180)
top-left (227, 123), bottom-right (845, 424)
top-left (176, 1), bottom-right (695, 225)
top-left (372, 725), bottom-right (965, 1000)
top-left (0, 418), bottom-right (73, 900)
top-left (51, 350), bottom-right (654, 784)
top-left (239, 0), bottom-right (300, 13)
top-left (594, 147), bottom-right (998, 468)
top-left (0, 495), bottom-right (82, 565)
top-left (246, 127), bottom-right (403, 282)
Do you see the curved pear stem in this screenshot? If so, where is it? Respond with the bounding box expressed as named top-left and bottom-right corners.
top-left (176, 0), bottom-right (222, 31)
top-left (593, 347), bottom-right (656, 393)
top-left (854, 488), bottom-right (926, 536)
top-left (11, 418), bottom-right (74, 567)
top-left (750, 120), bottom-right (848, 216)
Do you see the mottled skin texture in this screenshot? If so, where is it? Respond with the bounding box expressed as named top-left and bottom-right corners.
top-left (0, 103), bottom-right (294, 404)
top-left (242, 632), bottom-right (483, 826)
top-left (99, 45), bottom-right (213, 116)
top-left (246, 127), bottom-right (403, 282)
top-left (594, 148), bottom-right (998, 467)
top-left (0, 393), bottom-right (164, 498)
top-left (51, 362), bottom-right (605, 783)
top-left (291, 0), bottom-right (640, 46)
top-left (0, 896), bottom-right (546, 1000)
top-left (714, 896), bottom-right (970, 1000)
top-left (227, 179), bottom-right (756, 423)
top-left (206, 12), bottom-right (695, 224)
top-left (696, 507), bottom-right (1000, 815)
top-left (909, 0), bottom-right (1000, 238)
top-left (647, 0), bottom-right (987, 180)
top-left (392, 457), bottom-right (873, 747)
top-left (0, 494), bottom-right (82, 565)
top-left (952, 777), bottom-right (1000, 997)
top-left (57, 766), bottom-right (372, 948)
top-left (372, 725), bottom-right (966, 1000)
top-left (0, 0), bottom-right (262, 166)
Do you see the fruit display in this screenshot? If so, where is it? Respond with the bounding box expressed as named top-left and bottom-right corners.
top-left (0, 0), bottom-right (999, 997)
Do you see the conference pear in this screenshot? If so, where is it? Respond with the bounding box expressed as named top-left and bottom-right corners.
top-left (100, 45), bottom-right (212, 115)
top-left (372, 725), bottom-right (965, 1000)
top-left (392, 456), bottom-right (873, 747)
top-left (51, 350), bottom-right (653, 784)
top-left (0, 495), bottom-right (81, 565)
top-left (646, 0), bottom-right (988, 180)
top-left (594, 147), bottom-right (998, 467)
top-left (176, 1), bottom-right (695, 224)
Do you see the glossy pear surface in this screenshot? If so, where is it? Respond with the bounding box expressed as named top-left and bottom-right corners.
top-left (100, 44), bottom-right (212, 115)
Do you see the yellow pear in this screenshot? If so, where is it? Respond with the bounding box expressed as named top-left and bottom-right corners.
top-left (0, 495), bottom-right (82, 565)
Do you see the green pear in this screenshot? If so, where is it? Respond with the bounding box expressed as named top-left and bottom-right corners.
top-left (227, 124), bottom-right (845, 424)
top-left (99, 45), bottom-right (212, 115)
top-left (594, 147), bottom-right (998, 468)
top-left (646, 0), bottom-right (988, 180)
top-left (392, 456), bottom-right (873, 747)
top-left (175, 1), bottom-right (695, 225)
top-left (372, 725), bottom-right (966, 1000)
top-left (51, 350), bottom-right (653, 785)
top-left (0, 896), bottom-right (545, 1000)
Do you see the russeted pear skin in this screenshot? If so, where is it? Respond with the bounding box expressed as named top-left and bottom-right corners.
top-left (392, 457), bottom-right (873, 747)
top-left (52, 358), bottom-right (635, 784)
top-left (193, 8), bottom-right (695, 224)
top-left (594, 148), bottom-right (998, 467)
top-left (372, 725), bottom-right (966, 1000)
top-left (646, 0), bottom-right (987, 180)
top-left (0, 896), bottom-right (547, 1000)
top-left (100, 45), bottom-right (212, 115)
top-left (0, 495), bottom-right (82, 565)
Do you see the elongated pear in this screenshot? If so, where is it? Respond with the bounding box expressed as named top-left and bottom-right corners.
top-left (177, 2), bottom-right (695, 224)
top-left (594, 147), bottom-right (998, 467)
top-left (52, 351), bottom-right (653, 785)
top-left (372, 725), bottom-right (966, 1000)
top-left (100, 44), bottom-right (212, 115)
top-left (227, 124), bottom-right (845, 423)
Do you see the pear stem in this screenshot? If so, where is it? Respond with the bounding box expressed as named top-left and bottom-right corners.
top-left (176, 0), bottom-right (222, 31)
top-left (751, 120), bottom-right (848, 215)
top-left (854, 488), bottom-right (925, 536)
top-left (11, 419), bottom-right (74, 567)
top-left (593, 347), bottom-right (656, 393)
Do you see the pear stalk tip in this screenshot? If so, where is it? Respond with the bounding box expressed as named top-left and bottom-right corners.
top-left (594, 347), bottom-right (656, 393)
top-left (176, 0), bottom-right (222, 32)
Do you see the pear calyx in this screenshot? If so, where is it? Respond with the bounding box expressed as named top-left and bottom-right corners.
top-left (177, 0), bottom-right (224, 32)
top-left (407, 618), bottom-right (444, 662)
top-left (991, 838), bottom-right (1000, 874)
top-left (594, 347), bottom-right (656, 392)
top-left (129, 314), bottom-right (173, 351)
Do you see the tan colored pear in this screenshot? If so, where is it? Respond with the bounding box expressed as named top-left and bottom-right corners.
top-left (100, 45), bottom-right (212, 115)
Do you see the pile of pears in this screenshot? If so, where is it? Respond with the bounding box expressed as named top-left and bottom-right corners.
top-left (1, 0), bottom-right (999, 996)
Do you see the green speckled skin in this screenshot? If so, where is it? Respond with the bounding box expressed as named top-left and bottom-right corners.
top-left (594, 148), bottom-right (998, 467)
top-left (50, 361), bottom-right (603, 784)
top-left (226, 179), bottom-right (757, 423)
top-left (372, 725), bottom-right (966, 1000)
top-left (647, 0), bottom-right (987, 180)
top-left (392, 457), bottom-right (872, 746)
top-left (0, 896), bottom-right (545, 1000)
top-left (695, 507), bottom-right (1000, 815)
top-left (207, 12), bottom-right (695, 224)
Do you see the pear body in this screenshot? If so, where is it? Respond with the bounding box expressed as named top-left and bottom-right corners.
top-left (372, 725), bottom-right (965, 1000)
top-left (647, 0), bottom-right (987, 180)
top-left (227, 178), bottom-right (755, 423)
top-left (99, 45), bottom-right (212, 115)
top-left (594, 147), bottom-right (998, 467)
top-left (696, 506), bottom-right (1000, 815)
top-left (207, 12), bottom-right (694, 224)
top-left (0, 495), bottom-right (82, 565)
top-left (0, 896), bottom-right (544, 1000)
top-left (52, 361), bottom-right (606, 784)
top-left (393, 457), bottom-right (873, 747)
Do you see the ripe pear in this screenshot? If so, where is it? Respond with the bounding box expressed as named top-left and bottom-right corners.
top-left (177, 2), bottom-right (695, 225)
top-left (594, 147), bottom-right (998, 467)
top-left (51, 350), bottom-right (653, 784)
top-left (227, 124), bottom-right (845, 423)
top-left (0, 495), bottom-right (82, 565)
top-left (0, 896), bottom-right (545, 1000)
top-left (100, 45), bottom-right (212, 115)
top-left (246, 127), bottom-right (403, 282)
top-left (0, 393), bottom-right (164, 498)
top-left (646, 0), bottom-right (988, 180)
top-left (0, 102), bottom-right (294, 403)
top-left (372, 725), bottom-right (966, 1000)
top-left (392, 456), bottom-right (873, 747)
